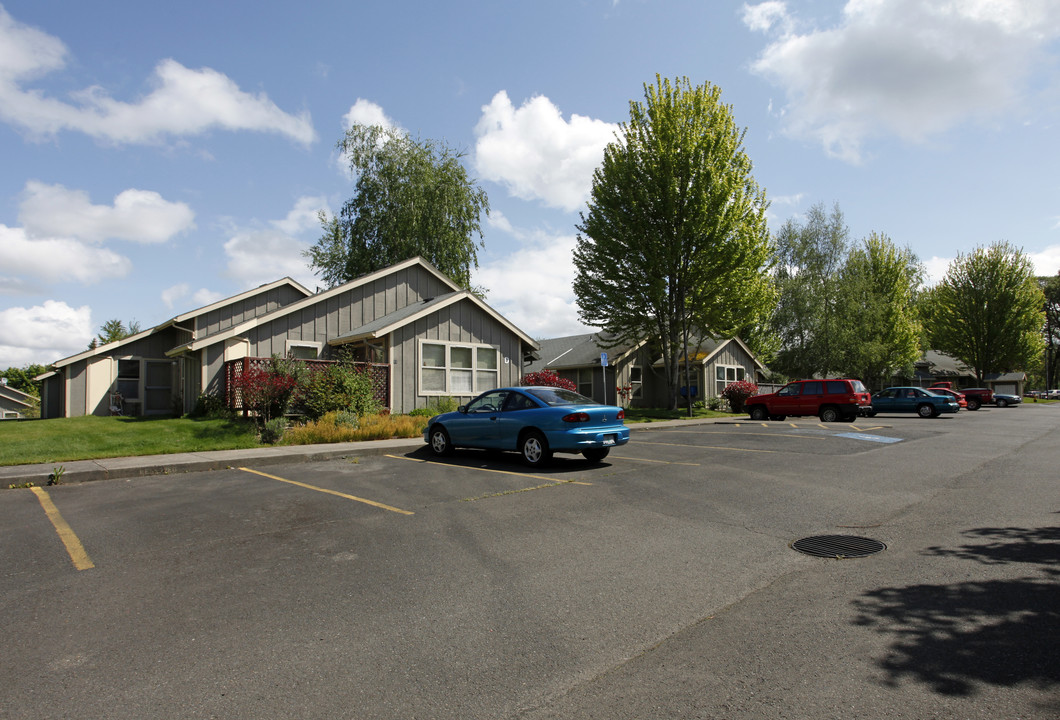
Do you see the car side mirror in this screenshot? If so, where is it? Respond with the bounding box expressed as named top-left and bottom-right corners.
top-left (457, 405), bottom-right (467, 414)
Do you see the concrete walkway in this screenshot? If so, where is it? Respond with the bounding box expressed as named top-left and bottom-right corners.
top-left (0, 417), bottom-right (725, 487)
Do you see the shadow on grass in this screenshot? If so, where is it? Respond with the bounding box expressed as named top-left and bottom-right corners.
top-left (852, 525), bottom-right (1060, 702)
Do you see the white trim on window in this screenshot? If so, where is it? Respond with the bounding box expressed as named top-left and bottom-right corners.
top-left (418, 340), bottom-right (500, 396)
top-left (285, 340), bottom-right (322, 360)
top-left (714, 364), bottom-right (746, 396)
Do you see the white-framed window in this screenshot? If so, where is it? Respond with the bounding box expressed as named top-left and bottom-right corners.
top-left (286, 340), bottom-right (322, 360)
top-left (629, 365), bottom-right (643, 398)
top-left (419, 341), bottom-right (500, 396)
top-left (715, 364), bottom-right (745, 396)
top-left (575, 368), bottom-right (594, 398)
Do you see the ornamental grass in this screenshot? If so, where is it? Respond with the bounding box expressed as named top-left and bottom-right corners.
top-left (280, 411), bottom-right (428, 445)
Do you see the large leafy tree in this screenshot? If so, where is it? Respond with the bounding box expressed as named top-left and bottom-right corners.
top-left (573, 76), bottom-right (774, 411)
top-left (922, 242), bottom-right (1045, 382)
top-left (307, 125), bottom-right (489, 290)
top-left (769, 202), bottom-right (848, 379)
top-left (1037, 272), bottom-right (1060, 389)
top-left (832, 233), bottom-right (923, 388)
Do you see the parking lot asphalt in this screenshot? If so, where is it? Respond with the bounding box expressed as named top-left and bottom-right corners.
top-left (4, 405), bottom-right (1058, 719)
top-left (0, 417), bottom-right (727, 487)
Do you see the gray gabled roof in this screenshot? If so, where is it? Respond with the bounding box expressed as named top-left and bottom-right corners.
top-left (535, 333), bottom-right (644, 369)
top-left (0, 382), bottom-right (36, 408)
top-left (51, 276), bottom-right (311, 368)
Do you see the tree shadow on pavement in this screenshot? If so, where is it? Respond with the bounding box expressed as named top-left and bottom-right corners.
top-left (851, 524), bottom-right (1060, 703)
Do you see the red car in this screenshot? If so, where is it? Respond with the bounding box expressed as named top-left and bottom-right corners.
top-left (929, 387), bottom-right (967, 409)
top-left (745, 378), bottom-right (873, 422)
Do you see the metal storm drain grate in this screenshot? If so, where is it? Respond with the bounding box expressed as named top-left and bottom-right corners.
top-left (791, 534), bottom-right (886, 559)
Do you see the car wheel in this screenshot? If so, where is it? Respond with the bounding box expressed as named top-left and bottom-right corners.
top-left (820, 406), bottom-right (840, 423)
top-left (520, 430), bottom-right (552, 467)
top-left (428, 425), bottom-right (453, 456)
top-left (996, 398), bottom-right (1008, 408)
top-left (967, 398), bottom-right (981, 411)
top-left (582, 448), bottom-right (610, 463)
top-left (749, 405), bottom-right (768, 421)
top-left (917, 404), bottom-right (936, 418)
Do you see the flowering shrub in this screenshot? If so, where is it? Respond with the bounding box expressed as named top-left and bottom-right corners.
top-left (616, 384), bottom-right (634, 404)
top-left (232, 355), bottom-right (305, 423)
top-left (721, 379), bottom-right (758, 413)
top-left (522, 369), bottom-right (576, 391)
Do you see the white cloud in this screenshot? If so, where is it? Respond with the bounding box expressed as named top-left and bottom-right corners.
top-left (271, 195), bottom-right (328, 235)
top-left (161, 283), bottom-right (189, 310)
top-left (192, 288), bottom-right (225, 306)
top-left (922, 255), bottom-right (952, 287)
top-left (923, 245), bottom-right (1060, 286)
top-left (474, 91), bottom-right (618, 212)
top-left (741, 1), bottom-right (792, 33)
top-left (161, 283), bottom-right (225, 312)
top-left (0, 224), bottom-right (132, 286)
top-left (0, 7), bottom-right (315, 145)
top-left (744, 0), bottom-right (1060, 162)
top-left (223, 197), bottom-right (326, 290)
top-left (0, 299), bottom-right (93, 367)
top-left (1028, 245), bottom-right (1060, 278)
top-left (474, 231), bottom-right (594, 340)
top-left (19, 181), bottom-right (195, 244)
top-left (224, 229), bottom-right (316, 289)
top-left (342, 98), bottom-right (399, 132)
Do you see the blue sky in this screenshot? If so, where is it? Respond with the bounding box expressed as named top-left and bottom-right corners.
top-left (2, 0), bottom-right (1059, 369)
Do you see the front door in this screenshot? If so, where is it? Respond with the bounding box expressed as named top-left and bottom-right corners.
top-left (144, 360), bottom-right (176, 415)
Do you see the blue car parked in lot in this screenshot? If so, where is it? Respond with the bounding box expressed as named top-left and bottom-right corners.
top-left (868, 387), bottom-right (960, 418)
top-left (424, 386), bottom-right (630, 466)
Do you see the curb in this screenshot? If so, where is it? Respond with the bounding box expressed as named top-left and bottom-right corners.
top-left (1, 417), bottom-right (729, 488)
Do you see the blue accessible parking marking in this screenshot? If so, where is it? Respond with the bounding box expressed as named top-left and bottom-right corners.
top-left (835, 433), bottom-right (902, 444)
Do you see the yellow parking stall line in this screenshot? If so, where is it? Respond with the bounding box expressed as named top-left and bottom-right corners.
top-left (635, 441), bottom-right (778, 453)
top-left (386, 455), bottom-right (592, 486)
top-left (31, 487), bottom-right (94, 571)
top-left (239, 467), bottom-right (414, 516)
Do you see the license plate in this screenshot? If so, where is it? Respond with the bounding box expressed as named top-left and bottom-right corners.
top-left (603, 435), bottom-right (616, 446)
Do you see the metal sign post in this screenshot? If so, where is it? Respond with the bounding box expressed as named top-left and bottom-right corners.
top-left (600, 352), bottom-right (608, 404)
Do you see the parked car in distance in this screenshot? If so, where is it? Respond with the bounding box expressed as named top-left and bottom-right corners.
top-left (744, 378), bottom-right (873, 422)
top-left (992, 392), bottom-right (1022, 408)
top-left (929, 387), bottom-right (967, 409)
top-left (930, 383), bottom-right (993, 410)
top-left (424, 386), bottom-right (629, 467)
top-left (869, 387), bottom-right (960, 418)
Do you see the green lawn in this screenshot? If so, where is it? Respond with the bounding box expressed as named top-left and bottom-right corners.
top-left (0, 407), bottom-right (740, 467)
top-left (0, 415), bottom-right (261, 466)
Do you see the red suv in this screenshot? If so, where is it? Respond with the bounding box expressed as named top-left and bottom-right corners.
top-left (745, 379), bottom-right (873, 422)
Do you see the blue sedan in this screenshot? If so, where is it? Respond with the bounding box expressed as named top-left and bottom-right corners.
top-left (869, 387), bottom-right (960, 418)
top-left (423, 386), bottom-right (630, 466)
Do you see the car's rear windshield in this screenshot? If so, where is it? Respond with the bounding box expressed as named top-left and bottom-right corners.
top-left (524, 387), bottom-right (599, 406)
top-left (849, 380), bottom-right (867, 393)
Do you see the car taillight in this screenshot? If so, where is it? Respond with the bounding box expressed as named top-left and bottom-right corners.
top-left (616, 409), bottom-right (625, 420)
top-left (562, 412), bottom-right (591, 422)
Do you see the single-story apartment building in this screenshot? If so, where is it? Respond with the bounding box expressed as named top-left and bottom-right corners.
top-left (0, 380), bottom-right (38, 420)
top-left (38, 257), bottom-right (539, 418)
top-left (910, 350), bottom-right (1027, 396)
top-left (532, 333), bottom-right (764, 407)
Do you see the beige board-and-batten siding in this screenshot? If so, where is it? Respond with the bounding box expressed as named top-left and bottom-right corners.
top-left (390, 300), bottom-right (525, 412)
